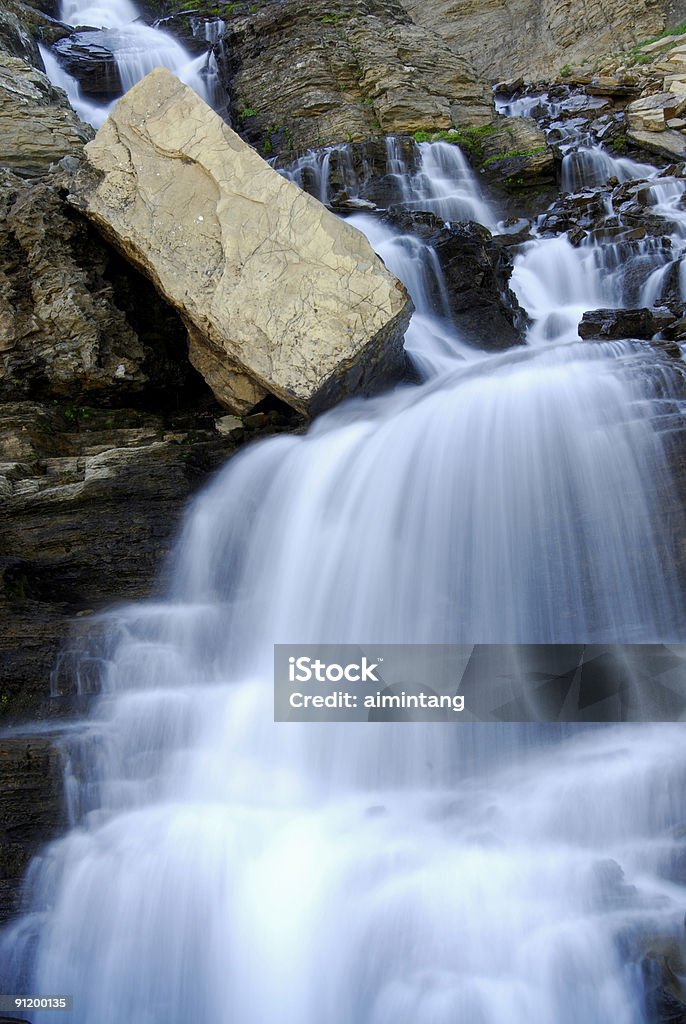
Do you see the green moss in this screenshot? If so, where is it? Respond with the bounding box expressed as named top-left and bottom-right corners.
top-left (240, 107), bottom-right (258, 119)
top-left (412, 123), bottom-right (497, 161)
top-left (560, 63), bottom-right (572, 77)
top-left (616, 19), bottom-right (686, 67)
top-left (638, 19), bottom-right (686, 47)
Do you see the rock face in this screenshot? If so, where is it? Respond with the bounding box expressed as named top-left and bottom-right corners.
top-left (0, 14), bottom-right (92, 177)
top-left (0, 400), bottom-right (250, 721)
top-left (222, 0), bottom-right (493, 155)
top-left (0, 170), bottom-right (204, 404)
top-left (400, 0), bottom-right (676, 82)
top-left (0, 736), bottom-right (65, 923)
top-left (70, 68), bottom-right (413, 417)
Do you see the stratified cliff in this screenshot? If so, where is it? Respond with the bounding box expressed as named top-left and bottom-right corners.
top-left (401, 0), bottom-right (686, 81)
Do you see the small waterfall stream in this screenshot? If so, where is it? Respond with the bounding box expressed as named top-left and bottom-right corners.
top-left (41, 0), bottom-right (216, 127)
top-left (3, 69), bottom-right (686, 1024)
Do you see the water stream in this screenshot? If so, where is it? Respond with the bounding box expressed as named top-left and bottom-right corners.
top-left (42, 0), bottom-right (215, 127)
top-left (4, 46), bottom-right (686, 1024)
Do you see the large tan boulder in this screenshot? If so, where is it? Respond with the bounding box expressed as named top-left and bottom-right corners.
top-left (68, 68), bottom-right (412, 416)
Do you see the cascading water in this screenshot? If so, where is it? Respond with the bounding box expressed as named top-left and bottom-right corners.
top-left (284, 138), bottom-right (496, 228)
top-left (41, 0), bottom-right (217, 127)
top-left (3, 93), bottom-right (686, 1024)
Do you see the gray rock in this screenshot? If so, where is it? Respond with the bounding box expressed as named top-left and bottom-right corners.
top-left (579, 307), bottom-right (677, 340)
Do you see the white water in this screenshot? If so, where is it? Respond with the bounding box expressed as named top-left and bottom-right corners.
top-left (285, 138), bottom-right (496, 228)
top-left (561, 146), bottom-right (654, 193)
top-left (3, 109), bottom-right (686, 1024)
top-left (43, 0), bottom-right (216, 127)
top-left (495, 87), bottom-right (655, 194)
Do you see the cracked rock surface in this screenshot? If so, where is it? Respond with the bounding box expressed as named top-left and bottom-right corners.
top-left (69, 68), bottom-right (413, 416)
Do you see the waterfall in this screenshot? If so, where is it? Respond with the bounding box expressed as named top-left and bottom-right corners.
top-left (40, 0), bottom-right (219, 127)
top-left (3, 94), bottom-right (686, 1024)
top-left (561, 146), bottom-right (656, 193)
top-left (284, 138), bottom-right (496, 228)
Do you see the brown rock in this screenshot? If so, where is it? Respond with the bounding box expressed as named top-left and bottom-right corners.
top-left (223, 0), bottom-right (493, 155)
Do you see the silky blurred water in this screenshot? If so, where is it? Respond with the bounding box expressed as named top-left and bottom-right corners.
top-left (3, 80), bottom-right (686, 1024)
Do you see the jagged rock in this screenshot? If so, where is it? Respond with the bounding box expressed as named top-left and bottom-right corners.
top-left (382, 210), bottom-right (527, 349)
top-left (627, 93), bottom-right (686, 132)
top-left (579, 307), bottom-right (677, 340)
top-left (399, 0), bottom-right (663, 81)
top-left (0, 170), bottom-right (205, 405)
top-left (0, 53), bottom-right (92, 175)
top-left (0, 736), bottom-right (65, 922)
top-left (53, 31), bottom-right (124, 99)
top-left (69, 68), bottom-right (413, 417)
top-left (0, 7), bottom-right (40, 64)
top-left (222, 0), bottom-right (493, 155)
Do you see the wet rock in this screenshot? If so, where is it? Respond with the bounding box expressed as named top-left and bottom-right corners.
top-left (0, 736), bottom-right (65, 922)
top-left (378, 207), bottom-right (528, 349)
top-left (579, 307), bottom-right (677, 340)
top-left (70, 68), bottom-right (412, 417)
top-left (431, 221), bottom-right (528, 350)
top-left (53, 31), bottom-right (124, 100)
top-left (222, 0), bottom-right (492, 155)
